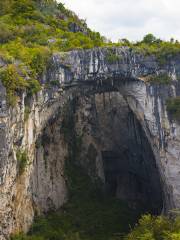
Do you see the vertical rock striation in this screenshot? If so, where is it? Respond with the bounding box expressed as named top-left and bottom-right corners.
top-left (0, 47), bottom-right (180, 238)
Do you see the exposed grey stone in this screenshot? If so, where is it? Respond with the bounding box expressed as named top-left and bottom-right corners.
top-left (0, 47), bottom-right (180, 238)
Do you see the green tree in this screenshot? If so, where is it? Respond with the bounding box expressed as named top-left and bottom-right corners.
top-left (143, 33), bottom-right (157, 44)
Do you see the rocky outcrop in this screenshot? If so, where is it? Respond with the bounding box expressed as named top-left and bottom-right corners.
top-left (49, 47), bottom-right (180, 85)
top-left (0, 47), bottom-right (180, 238)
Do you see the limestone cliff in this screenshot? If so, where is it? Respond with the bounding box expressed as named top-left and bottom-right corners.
top-left (0, 47), bottom-right (180, 239)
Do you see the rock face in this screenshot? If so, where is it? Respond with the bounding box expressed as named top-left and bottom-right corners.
top-left (50, 47), bottom-right (180, 210)
top-left (0, 47), bottom-right (180, 238)
top-left (68, 92), bottom-right (163, 214)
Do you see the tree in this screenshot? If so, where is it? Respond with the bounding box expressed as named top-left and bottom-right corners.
top-left (143, 33), bottom-right (157, 44)
top-left (118, 38), bottom-right (131, 45)
top-left (170, 38), bottom-right (175, 43)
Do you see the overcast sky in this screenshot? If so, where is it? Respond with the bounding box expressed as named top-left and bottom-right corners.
top-left (62, 0), bottom-right (180, 42)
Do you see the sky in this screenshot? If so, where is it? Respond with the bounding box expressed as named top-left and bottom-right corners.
top-left (62, 0), bottom-right (180, 42)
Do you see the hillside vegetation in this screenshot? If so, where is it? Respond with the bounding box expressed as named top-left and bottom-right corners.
top-left (0, 0), bottom-right (105, 104)
top-left (0, 1), bottom-right (180, 105)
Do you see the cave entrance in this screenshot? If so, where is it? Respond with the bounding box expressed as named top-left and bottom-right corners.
top-left (74, 90), bottom-right (164, 215)
top-left (67, 90), bottom-right (164, 216)
top-left (101, 110), bottom-right (163, 215)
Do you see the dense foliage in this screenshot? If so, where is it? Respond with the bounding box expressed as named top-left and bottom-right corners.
top-left (0, 0), bottom-right (105, 104)
top-left (0, 1), bottom-right (180, 104)
top-left (125, 214), bottom-right (180, 240)
top-left (124, 34), bottom-right (180, 65)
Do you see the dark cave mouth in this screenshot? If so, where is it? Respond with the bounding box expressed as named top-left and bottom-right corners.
top-left (101, 112), bottom-right (163, 215)
top-left (74, 90), bottom-right (164, 216)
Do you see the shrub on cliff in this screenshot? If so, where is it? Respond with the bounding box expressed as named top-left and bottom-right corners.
top-left (124, 214), bottom-right (180, 240)
top-left (105, 53), bottom-right (120, 64)
top-left (0, 64), bottom-right (28, 105)
top-left (16, 149), bottom-right (29, 175)
top-left (0, 64), bottom-right (41, 105)
top-left (147, 73), bottom-right (171, 84)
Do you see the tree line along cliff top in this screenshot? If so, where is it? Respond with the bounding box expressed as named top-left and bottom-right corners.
top-left (0, 0), bottom-right (180, 106)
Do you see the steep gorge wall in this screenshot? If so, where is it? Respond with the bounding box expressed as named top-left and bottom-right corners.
top-left (0, 88), bottom-right (69, 238)
top-left (0, 47), bottom-right (180, 238)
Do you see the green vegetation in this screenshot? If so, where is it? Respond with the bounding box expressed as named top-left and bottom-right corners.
top-left (147, 73), bottom-right (172, 84)
top-left (105, 33), bottom-right (180, 66)
top-left (131, 34), bottom-right (180, 65)
top-left (166, 97), bottom-right (180, 121)
top-left (0, 64), bottom-right (41, 105)
top-left (16, 149), bottom-right (29, 175)
top-left (142, 33), bottom-right (158, 44)
top-left (0, 0), bottom-right (180, 105)
top-left (106, 54), bottom-right (120, 64)
top-left (105, 49), bottom-right (120, 64)
top-left (0, 0), bottom-right (105, 53)
top-left (0, 64), bottom-right (28, 105)
top-left (0, 0), bottom-right (105, 105)
top-left (49, 80), bottom-right (60, 87)
top-left (125, 214), bottom-right (180, 240)
top-left (1, 2), bottom-right (180, 240)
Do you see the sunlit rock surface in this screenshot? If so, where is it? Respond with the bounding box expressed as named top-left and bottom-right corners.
top-left (0, 47), bottom-right (180, 238)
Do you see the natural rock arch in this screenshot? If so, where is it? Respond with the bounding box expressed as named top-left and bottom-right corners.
top-left (0, 47), bottom-right (180, 238)
top-left (48, 48), bottom-right (180, 212)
